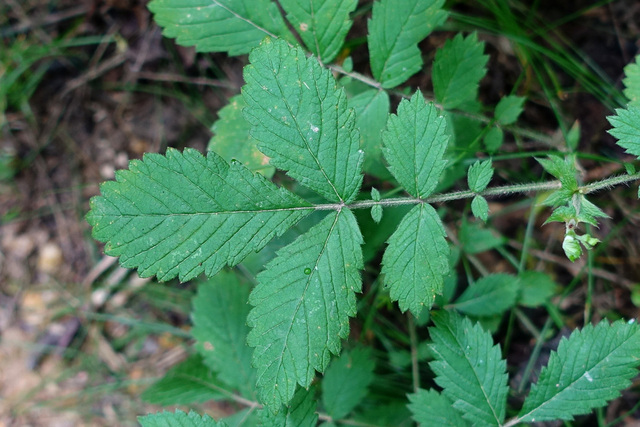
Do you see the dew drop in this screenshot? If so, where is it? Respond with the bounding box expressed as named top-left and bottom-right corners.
top-left (304, 268), bottom-right (312, 275)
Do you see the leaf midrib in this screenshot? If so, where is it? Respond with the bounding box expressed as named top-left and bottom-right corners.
top-left (442, 321), bottom-right (504, 424)
top-left (267, 50), bottom-right (345, 203)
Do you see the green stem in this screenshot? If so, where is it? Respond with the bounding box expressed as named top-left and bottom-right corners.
top-left (408, 314), bottom-right (420, 393)
top-left (311, 172), bottom-right (640, 212)
top-left (327, 63), bottom-right (383, 90)
top-left (579, 172), bottom-right (640, 194)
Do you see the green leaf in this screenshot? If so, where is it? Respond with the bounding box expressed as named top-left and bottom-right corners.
top-left (471, 195), bottom-right (489, 223)
top-left (389, 341), bottom-right (430, 369)
top-left (536, 155), bottom-right (578, 191)
top-left (518, 271), bottom-right (556, 308)
top-left (624, 162), bottom-right (636, 175)
top-left (566, 120), bottom-right (581, 151)
top-left (139, 410), bottom-right (226, 427)
top-left (192, 271), bottom-right (256, 398)
top-left (221, 409), bottom-right (260, 427)
top-left (86, 148), bottom-right (312, 282)
top-left (382, 204), bottom-right (449, 315)
top-left (371, 205), bottom-right (383, 223)
top-left (247, 209), bottom-right (363, 411)
top-left (353, 402), bottom-right (412, 426)
top-left (483, 126), bottom-right (503, 153)
top-left (349, 89), bottom-right (391, 179)
top-left (279, 0), bottom-right (357, 63)
top-left (342, 56), bottom-right (353, 72)
top-left (459, 221), bottom-right (504, 254)
top-left (140, 355), bottom-right (225, 405)
top-left (518, 319), bottom-right (640, 423)
top-left (243, 38), bottom-right (364, 203)
top-left (208, 95), bottom-right (274, 177)
top-left (578, 195), bottom-right (610, 223)
top-left (494, 95), bottom-right (525, 125)
top-left (368, 0), bottom-right (448, 88)
top-left (429, 311), bottom-right (508, 426)
top-left (148, 0), bottom-right (293, 56)
top-left (383, 91), bottom-right (449, 198)
top-left (260, 386), bottom-right (319, 427)
top-left (433, 33), bottom-right (488, 110)
top-left (408, 389), bottom-right (468, 427)
top-left (322, 347), bottom-right (375, 419)
top-left (453, 274), bottom-right (519, 317)
top-left (357, 204), bottom-right (412, 264)
top-left (370, 188), bottom-right (383, 223)
top-left (543, 194), bottom-right (609, 227)
top-left (623, 55), bottom-right (640, 107)
top-left (608, 106), bottom-right (640, 159)
top-left (467, 159), bottom-right (493, 192)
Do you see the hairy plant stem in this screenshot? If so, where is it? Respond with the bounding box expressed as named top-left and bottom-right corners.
top-left (580, 171), bottom-right (640, 194)
top-left (311, 172), bottom-right (640, 211)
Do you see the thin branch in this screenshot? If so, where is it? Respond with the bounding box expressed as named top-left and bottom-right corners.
top-left (327, 64), bottom-right (383, 90)
top-left (408, 314), bottom-right (420, 393)
top-left (131, 71), bottom-right (237, 89)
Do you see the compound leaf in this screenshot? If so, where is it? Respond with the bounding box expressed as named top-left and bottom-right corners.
top-left (608, 106), bottom-right (640, 159)
top-left (243, 38), bottom-right (364, 203)
top-left (141, 355), bottom-right (225, 405)
top-left (139, 410), bottom-right (226, 427)
top-left (467, 159), bottom-right (493, 192)
top-left (368, 0), bottom-right (448, 88)
top-left (87, 148), bottom-right (312, 282)
top-left (623, 55), bottom-right (640, 107)
top-left (433, 33), bottom-right (488, 110)
top-left (518, 319), bottom-right (640, 423)
top-left (247, 209), bottom-right (363, 411)
top-left (209, 95), bottom-right (274, 177)
top-left (322, 347), bottom-right (375, 419)
top-left (148, 0), bottom-right (293, 56)
top-left (383, 91), bottom-right (449, 199)
top-left (429, 311), bottom-right (508, 426)
top-left (408, 389), bottom-right (468, 427)
top-left (382, 203), bottom-right (449, 315)
top-left (453, 274), bottom-right (518, 317)
top-left (280, 0), bottom-right (357, 63)
top-left (192, 271), bottom-right (256, 398)
top-left (494, 95), bottom-right (525, 125)
top-left (260, 387), bottom-right (319, 427)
